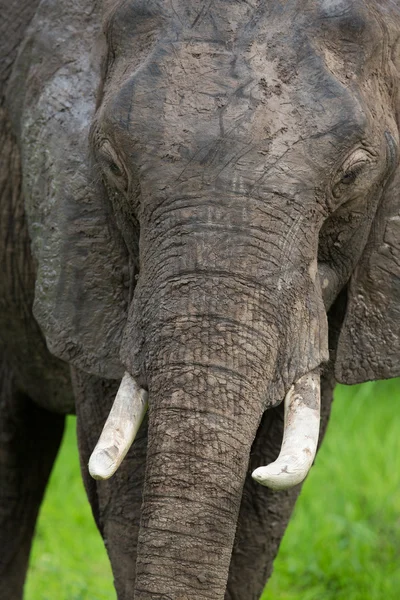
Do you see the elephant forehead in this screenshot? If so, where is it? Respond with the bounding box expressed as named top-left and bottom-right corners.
top-left (100, 40), bottom-right (297, 177)
top-left (101, 0), bottom-right (374, 136)
top-left (153, 43), bottom-right (299, 156)
top-left (99, 0), bottom-right (386, 195)
top-left (102, 35), bottom-right (365, 188)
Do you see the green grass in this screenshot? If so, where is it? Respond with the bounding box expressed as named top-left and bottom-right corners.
top-left (25, 379), bottom-right (400, 599)
top-left (24, 420), bottom-right (114, 600)
top-left (263, 379), bottom-right (400, 600)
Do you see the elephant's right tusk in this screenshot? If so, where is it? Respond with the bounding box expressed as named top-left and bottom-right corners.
top-left (252, 371), bottom-right (320, 490)
top-left (88, 372), bottom-right (148, 480)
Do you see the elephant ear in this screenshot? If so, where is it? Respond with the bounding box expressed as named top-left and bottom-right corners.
top-left (335, 163), bottom-right (400, 384)
top-left (6, 0), bottom-right (128, 379)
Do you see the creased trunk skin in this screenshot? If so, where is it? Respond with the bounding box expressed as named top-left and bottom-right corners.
top-left (129, 285), bottom-right (317, 598)
top-left (130, 262), bottom-right (273, 597)
top-left (128, 259), bottom-right (278, 599)
top-left (134, 346), bottom-right (265, 599)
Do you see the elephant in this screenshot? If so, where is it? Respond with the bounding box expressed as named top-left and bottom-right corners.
top-left (1, 0), bottom-right (400, 599)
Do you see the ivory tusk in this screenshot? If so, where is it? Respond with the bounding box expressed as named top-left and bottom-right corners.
top-left (252, 371), bottom-right (320, 491)
top-left (88, 372), bottom-right (148, 480)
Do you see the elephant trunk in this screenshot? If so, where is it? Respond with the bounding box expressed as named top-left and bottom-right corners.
top-left (128, 279), bottom-right (318, 597)
top-left (132, 290), bottom-right (271, 599)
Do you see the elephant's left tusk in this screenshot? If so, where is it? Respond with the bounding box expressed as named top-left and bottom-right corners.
top-left (88, 372), bottom-right (148, 480)
top-left (252, 371), bottom-right (320, 490)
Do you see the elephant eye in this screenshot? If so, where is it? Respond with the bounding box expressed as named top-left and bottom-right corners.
top-left (109, 161), bottom-right (123, 177)
top-left (332, 154), bottom-right (369, 199)
top-left (105, 157), bottom-right (128, 192)
top-left (339, 163), bottom-right (365, 185)
top-left (98, 140), bottom-right (127, 188)
top-left (340, 170), bottom-right (357, 185)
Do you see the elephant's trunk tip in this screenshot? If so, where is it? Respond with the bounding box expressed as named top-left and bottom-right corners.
top-left (88, 372), bottom-right (148, 480)
top-left (252, 371), bottom-right (321, 491)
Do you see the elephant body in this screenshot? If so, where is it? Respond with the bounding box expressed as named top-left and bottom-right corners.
top-left (1, 1), bottom-right (400, 599)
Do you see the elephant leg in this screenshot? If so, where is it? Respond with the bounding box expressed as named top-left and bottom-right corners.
top-left (0, 357), bottom-right (65, 600)
top-left (225, 365), bottom-right (335, 600)
top-left (73, 369), bottom-right (147, 600)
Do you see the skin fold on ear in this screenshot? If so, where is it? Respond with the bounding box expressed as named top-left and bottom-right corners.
top-left (6, 0), bottom-right (128, 379)
top-left (335, 162), bottom-right (400, 384)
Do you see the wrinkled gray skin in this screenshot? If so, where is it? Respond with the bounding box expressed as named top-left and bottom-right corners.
top-left (1, 1), bottom-right (400, 599)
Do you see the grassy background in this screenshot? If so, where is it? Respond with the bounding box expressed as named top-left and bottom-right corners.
top-left (25, 379), bottom-right (400, 600)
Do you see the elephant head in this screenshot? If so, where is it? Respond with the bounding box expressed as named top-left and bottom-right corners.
top-left (14, 0), bottom-right (400, 598)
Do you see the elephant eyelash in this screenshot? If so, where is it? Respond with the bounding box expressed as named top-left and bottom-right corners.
top-left (340, 162), bottom-right (366, 184)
